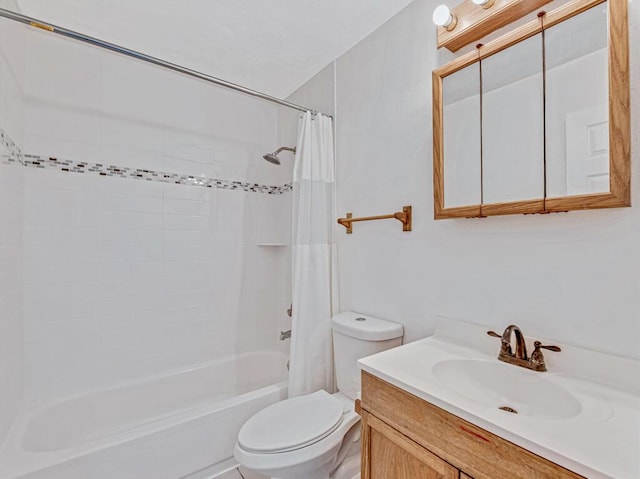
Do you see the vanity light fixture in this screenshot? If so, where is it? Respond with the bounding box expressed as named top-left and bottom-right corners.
top-left (433, 5), bottom-right (458, 31)
top-left (472, 0), bottom-right (496, 9)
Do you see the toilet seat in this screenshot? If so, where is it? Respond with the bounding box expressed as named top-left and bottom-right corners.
top-left (234, 392), bottom-right (361, 479)
top-left (238, 390), bottom-right (344, 454)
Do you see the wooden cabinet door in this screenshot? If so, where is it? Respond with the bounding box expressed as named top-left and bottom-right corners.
top-left (460, 474), bottom-right (474, 479)
top-left (362, 411), bottom-right (458, 479)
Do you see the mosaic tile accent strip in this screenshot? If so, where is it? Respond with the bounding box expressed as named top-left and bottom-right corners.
top-left (0, 127), bottom-right (291, 194)
top-left (0, 127), bottom-right (24, 165)
top-left (18, 154), bottom-right (293, 194)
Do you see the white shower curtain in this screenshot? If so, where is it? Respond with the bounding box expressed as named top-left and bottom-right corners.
top-left (288, 111), bottom-right (336, 398)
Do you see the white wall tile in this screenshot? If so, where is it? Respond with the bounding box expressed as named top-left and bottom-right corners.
top-left (164, 198), bottom-right (210, 217)
top-left (100, 176), bottom-right (164, 198)
top-left (0, 11), bottom-right (25, 445)
top-left (18, 24), bottom-right (289, 403)
top-left (163, 214), bottom-right (208, 232)
top-left (101, 52), bottom-right (173, 124)
top-left (25, 101), bottom-right (102, 161)
top-left (164, 183), bottom-right (212, 201)
top-left (0, 13), bottom-right (26, 146)
top-left (25, 29), bottom-right (102, 110)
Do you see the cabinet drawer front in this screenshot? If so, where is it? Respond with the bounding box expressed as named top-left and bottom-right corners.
top-left (361, 372), bottom-right (584, 479)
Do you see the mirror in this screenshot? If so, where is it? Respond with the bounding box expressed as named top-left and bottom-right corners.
top-left (443, 63), bottom-right (481, 208)
top-left (482, 34), bottom-right (545, 205)
top-left (545, 3), bottom-right (609, 197)
top-left (432, 0), bottom-right (629, 220)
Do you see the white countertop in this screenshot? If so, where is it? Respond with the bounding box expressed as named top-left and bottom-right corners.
top-left (358, 317), bottom-right (640, 479)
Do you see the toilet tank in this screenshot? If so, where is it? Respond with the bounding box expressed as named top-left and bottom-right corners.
top-left (331, 312), bottom-right (403, 400)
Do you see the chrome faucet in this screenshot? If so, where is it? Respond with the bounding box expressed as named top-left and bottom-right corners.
top-left (279, 329), bottom-right (292, 340)
top-left (487, 325), bottom-right (561, 372)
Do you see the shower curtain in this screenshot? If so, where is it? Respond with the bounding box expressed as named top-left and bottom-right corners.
top-left (288, 111), bottom-right (336, 398)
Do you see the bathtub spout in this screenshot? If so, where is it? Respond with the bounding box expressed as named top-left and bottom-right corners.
top-left (279, 330), bottom-right (292, 340)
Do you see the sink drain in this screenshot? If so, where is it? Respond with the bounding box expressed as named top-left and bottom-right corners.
top-left (499, 406), bottom-right (518, 414)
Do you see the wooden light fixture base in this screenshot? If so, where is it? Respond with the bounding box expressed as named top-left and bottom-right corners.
top-left (437, 0), bottom-right (552, 52)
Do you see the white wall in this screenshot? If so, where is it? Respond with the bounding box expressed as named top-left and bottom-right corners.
top-left (333, 0), bottom-right (640, 359)
top-left (20, 28), bottom-right (290, 402)
top-left (0, 0), bottom-right (25, 446)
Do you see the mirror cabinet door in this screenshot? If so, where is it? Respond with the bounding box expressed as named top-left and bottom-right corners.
top-left (442, 63), bottom-right (482, 209)
top-left (434, 0), bottom-right (628, 220)
top-left (545, 3), bottom-right (609, 197)
top-left (481, 33), bottom-right (545, 205)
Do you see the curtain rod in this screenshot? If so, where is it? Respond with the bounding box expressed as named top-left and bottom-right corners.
top-left (0, 7), bottom-right (331, 118)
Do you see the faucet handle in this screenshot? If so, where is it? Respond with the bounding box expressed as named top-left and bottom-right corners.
top-left (533, 341), bottom-right (561, 352)
top-left (530, 341), bottom-right (561, 371)
top-left (487, 330), bottom-right (513, 356)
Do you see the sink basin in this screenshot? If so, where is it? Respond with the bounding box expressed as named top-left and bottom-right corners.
top-left (432, 359), bottom-right (582, 419)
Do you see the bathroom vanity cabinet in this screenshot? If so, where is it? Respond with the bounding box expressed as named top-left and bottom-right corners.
top-left (359, 371), bottom-right (584, 479)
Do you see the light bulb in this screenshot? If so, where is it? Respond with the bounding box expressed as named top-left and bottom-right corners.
top-left (472, 0), bottom-right (496, 8)
top-left (432, 5), bottom-right (457, 30)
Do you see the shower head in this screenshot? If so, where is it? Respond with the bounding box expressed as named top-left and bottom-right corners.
top-left (263, 152), bottom-right (282, 165)
top-left (262, 146), bottom-right (296, 165)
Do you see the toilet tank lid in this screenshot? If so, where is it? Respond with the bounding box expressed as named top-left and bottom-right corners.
top-left (331, 312), bottom-right (403, 341)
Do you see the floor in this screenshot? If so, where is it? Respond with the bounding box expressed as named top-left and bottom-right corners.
top-left (217, 466), bottom-right (267, 479)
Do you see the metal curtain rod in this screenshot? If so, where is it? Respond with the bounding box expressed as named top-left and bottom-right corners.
top-left (0, 7), bottom-right (330, 118)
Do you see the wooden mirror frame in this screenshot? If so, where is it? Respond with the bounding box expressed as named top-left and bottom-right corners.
top-left (433, 0), bottom-right (630, 220)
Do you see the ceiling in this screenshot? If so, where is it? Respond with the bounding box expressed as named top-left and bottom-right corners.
top-left (16, 0), bottom-right (416, 98)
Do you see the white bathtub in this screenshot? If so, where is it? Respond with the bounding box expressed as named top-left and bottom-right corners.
top-left (0, 351), bottom-right (288, 479)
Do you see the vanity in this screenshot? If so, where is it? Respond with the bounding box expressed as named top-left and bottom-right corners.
top-left (357, 319), bottom-right (640, 478)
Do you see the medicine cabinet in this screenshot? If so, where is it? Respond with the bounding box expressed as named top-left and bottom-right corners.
top-left (433, 0), bottom-right (630, 219)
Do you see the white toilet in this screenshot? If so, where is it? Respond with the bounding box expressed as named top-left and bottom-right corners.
top-left (234, 312), bottom-right (403, 479)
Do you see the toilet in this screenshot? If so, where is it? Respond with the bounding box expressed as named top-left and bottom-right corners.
top-left (234, 312), bottom-right (403, 479)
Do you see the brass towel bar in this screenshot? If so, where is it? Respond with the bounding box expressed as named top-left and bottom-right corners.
top-left (337, 206), bottom-right (412, 234)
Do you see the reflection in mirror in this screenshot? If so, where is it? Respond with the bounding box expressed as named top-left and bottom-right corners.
top-left (482, 34), bottom-right (544, 204)
top-left (545, 3), bottom-right (609, 197)
top-left (443, 63), bottom-right (481, 208)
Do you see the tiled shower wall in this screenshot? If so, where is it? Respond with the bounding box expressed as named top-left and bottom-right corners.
top-left (0, 3), bottom-right (25, 446)
top-left (20, 27), bottom-right (291, 402)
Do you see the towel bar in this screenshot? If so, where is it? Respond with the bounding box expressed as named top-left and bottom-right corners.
top-left (337, 206), bottom-right (412, 234)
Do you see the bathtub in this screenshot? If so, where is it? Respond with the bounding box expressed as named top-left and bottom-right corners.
top-left (0, 351), bottom-right (288, 479)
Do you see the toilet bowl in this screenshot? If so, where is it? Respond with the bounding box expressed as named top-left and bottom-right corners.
top-left (234, 391), bottom-right (360, 479)
top-left (234, 312), bottom-right (403, 479)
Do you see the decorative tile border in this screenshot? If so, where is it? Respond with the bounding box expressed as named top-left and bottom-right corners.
top-left (18, 154), bottom-right (292, 194)
top-left (1, 128), bottom-right (291, 194)
top-left (0, 127), bottom-right (24, 165)
top-left (0, 137), bottom-right (292, 194)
